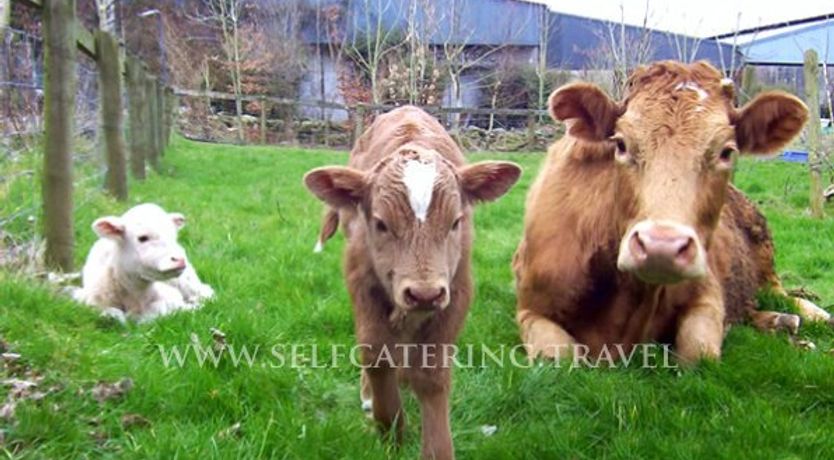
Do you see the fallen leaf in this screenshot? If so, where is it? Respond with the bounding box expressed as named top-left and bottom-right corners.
top-left (88, 429), bottom-right (108, 445)
top-left (217, 422), bottom-right (242, 439)
top-left (211, 328), bottom-right (227, 351)
top-left (796, 340), bottom-right (816, 351)
top-left (121, 413), bottom-right (151, 429)
top-left (480, 424), bottom-right (498, 437)
top-left (91, 378), bottom-right (134, 403)
top-left (0, 401), bottom-right (16, 420)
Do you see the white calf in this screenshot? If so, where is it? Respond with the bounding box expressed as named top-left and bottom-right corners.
top-left (74, 203), bottom-right (214, 322)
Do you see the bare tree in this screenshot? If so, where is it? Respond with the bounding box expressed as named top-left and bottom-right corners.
top-left (535, 5), bottom-right (556, 121)
top-left (442, 0), bottom-right (529, 132)
top-left (345, 0), bottom-right (403, 104)
top-left (198, 0), bottom-right (246, 143)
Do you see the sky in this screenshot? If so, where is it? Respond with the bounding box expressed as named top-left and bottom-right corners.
top-left (536, 0), bottom-right (832, 37)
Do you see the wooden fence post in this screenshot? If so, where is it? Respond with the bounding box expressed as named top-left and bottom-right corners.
top-left (283, 102), bottom-right (295, 143)
top-left (1, 0), bottom-right (9, 29)
top-left (125, 56), bottom-right (147, 180)
top-left (164, 87), bottom-right (176, 147)
top-left (95, 29), bottom-right (127, 200)
top-left (353, 104), bottom-right (365, 145)
top-left (259, 96), bottom-right (267, 145)
top-left (145, 75), bottom-right (160, 171)
top-left (157, 82), bottom-right (166, 154)
top-left (42, 0), bottom-right (76, 271)
top-left (803, 49), bottom-right (825, 218)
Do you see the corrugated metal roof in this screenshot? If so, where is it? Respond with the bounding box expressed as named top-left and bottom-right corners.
top-left (547, 13), bottom-right (738, 70)
top-left (738, 19), bottom-right (834, 66)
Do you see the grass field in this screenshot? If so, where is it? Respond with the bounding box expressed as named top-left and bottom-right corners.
top-left (1, 137), bottom-right (834, 459)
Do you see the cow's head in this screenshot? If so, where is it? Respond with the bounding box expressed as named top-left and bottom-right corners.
top-left (93, 203), bottom-right (189, 282)
top-left (305, 147), bottom-right (520, 316)
top-left (548, 61), bottom-right (807, 284)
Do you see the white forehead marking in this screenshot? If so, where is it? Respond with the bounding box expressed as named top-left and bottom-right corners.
top-left (402, 159), bottom-right (437, 223)
top-left (675, 81), bottom-right (707, 101)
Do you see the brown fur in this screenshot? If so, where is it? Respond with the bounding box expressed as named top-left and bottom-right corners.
top-left (515, 61), bottom-right (815, 363)
top-left (304, 106), bottom-right (520, 459)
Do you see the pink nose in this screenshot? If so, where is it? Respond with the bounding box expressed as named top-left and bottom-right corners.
top-left (171, 257), bottom-right (186, 269)
top-left (403, 285), bottom-right (447, 309)
top-left (629, 225), bottom-right (697, 274)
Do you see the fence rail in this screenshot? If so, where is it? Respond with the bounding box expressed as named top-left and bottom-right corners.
top-left (173, 88), bottom-right (550, 117)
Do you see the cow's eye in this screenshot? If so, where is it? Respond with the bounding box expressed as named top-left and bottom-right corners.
top-left (615, 139), bottom-right (627, 154)
top-left (451, 216), bottom-right (462, 232)
top-left (137, 235), bottom-right (150, 243)
top-left (610, 135), bottom-right (629, 162)
top-left (374, 218), bottom-right (388, 233)
top-left (719, 147), bottom-right (736, 163)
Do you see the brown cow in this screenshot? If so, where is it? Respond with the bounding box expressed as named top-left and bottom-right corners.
top-left (514, 61), bottom-right (831, 364)
top-left (304, 106), bottom-right (521, 459)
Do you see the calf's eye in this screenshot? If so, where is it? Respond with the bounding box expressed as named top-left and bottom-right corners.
top-left (137, 235), bottom-right (150, 243)
top-left (451, 217), bottom-right (462, 232)
top-left (719, 147), bottom-right (736, 163)
top-left (374, 219), bottom-right (388, 233)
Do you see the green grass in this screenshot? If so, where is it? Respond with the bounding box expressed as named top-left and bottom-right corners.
top-left (1, 137), bottom-right (834, 459)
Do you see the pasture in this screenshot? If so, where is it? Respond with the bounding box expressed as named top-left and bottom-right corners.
top-left (1, 137), bottom-right (834, 458)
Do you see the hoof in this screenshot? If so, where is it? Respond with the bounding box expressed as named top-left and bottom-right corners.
top-left (775, 313), bottom-right (801, 335)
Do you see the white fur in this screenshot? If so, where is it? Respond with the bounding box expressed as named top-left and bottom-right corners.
top-left (74, 203), bottom-right (214, 322)
top-left (675, 81), bottom-right (708, 101)
top-left (313, 240), bottom-right (324, 253)
top-left (402, 159), bottom-right (437, 223)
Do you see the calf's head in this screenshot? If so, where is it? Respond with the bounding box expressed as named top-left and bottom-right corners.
top-left (549, 61), bottom-right (807, 284)
top-left (93, 203), bottom-right (189, 282)
top-left (305, 147), bottom-right (520, 315)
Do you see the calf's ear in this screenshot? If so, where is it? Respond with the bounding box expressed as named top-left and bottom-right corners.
top-left (93, 217), bottom-right (125, 239)
top-left (304, 166), bottom-right (367, 209)
top-left (548, 83), bottom-right (622, 141)
top-left (734, 91), bottom-right (808, 154)
top-left (170, 213), bottom-right (186, 230)
top-left (460, 161), bottom-right (522, 203)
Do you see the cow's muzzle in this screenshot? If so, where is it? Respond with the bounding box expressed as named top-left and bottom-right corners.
top-left (617, 220), bottom-right (706, 284)
top-left (401, 282), bottom-right (449, 312)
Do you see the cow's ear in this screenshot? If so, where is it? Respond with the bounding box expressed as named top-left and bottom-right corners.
top-left (548, 83), bottom-right (622, 141)
top-left (304, 166), bottom-right (367, 209)
top-left (170, 213), bottom-right (186, 230)
top-left (459, 161), bottom-right (522, 203)
top-left (93, 216), bottom-right (125, 240)
top-left (734, 91), bottom-right (808, 154)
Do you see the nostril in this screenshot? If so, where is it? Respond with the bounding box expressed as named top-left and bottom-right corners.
top-left (675, 237), bottom-right (696, 263)
top-left (404, 288), bottom-right (419, 306)
top-left (434, 287), bottom-right (447, 304)
top-left (630, 231), bottom-right (647, 258)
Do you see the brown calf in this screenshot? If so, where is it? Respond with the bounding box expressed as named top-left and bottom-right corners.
top-left (514, 61), bottom-right (831, 364)
top-left (304, 106), bottom-right (521, 459)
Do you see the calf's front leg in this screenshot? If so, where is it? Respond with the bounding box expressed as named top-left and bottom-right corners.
top-left (365, 366), bottom-right (405, 443)
top-left (408, 368), bottom-right (454, 460)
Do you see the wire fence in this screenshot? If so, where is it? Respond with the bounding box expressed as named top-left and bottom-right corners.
top-left (2, 0), bottom-right (174, 273)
